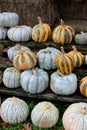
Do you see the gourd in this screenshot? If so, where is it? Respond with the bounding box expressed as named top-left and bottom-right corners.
top-left (62, 102), bottom-right (87, 130)
top-left (3, 67), bottom-right (20, 88)
top-left (50, 70), bottom-right (77, 95)
top-left (0, 27), bottom-right (7, 40)
top-left (32, 16), bottom-right (51, 43)
top-left (0, 97), bottom-right (29, 124)
top-left (37, 47), bottom-right (61, 70)
top-left (85, 54), bottom-right (87, 64)
top-left (7, 25), bottom-right (32, 42)
top-left (52, 19), bottom-right (75, 45)
top-left (79, 76), bottom-right (87, 97)
top-left (75, 31), bottom-right (87, 45)
top-left (7, 44), bottom-right (31, 61)
top-left (31, 101), bottom-right (59, 128)
top-left (0, 12), bottom-right (19, 27)
top-left (20, 67), bottom-right (49, 94)
top-left (13, 50), bottom-right (37, 71)
top-left (68, 45), bottom-right (84, 67)
top-left (56, 47), bottom-right (74, 75)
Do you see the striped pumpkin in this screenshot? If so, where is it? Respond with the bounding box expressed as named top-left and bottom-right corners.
top-left (52, 19), bottom-right (75, 45)
top-left (13, 51), bottom-right (37, 71)
top-left (32, 16), bottom-right (51, 43)
top-left (56, 47), bottom-right (74, 75)
top-left (68, 46), bottom-right (84, 67)
top-left (79, 76), bottom-right (87, 97)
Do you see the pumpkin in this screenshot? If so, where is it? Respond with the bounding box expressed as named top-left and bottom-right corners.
top-left (56, 47), bottom-right (74, 75)
top-left (85, 54), bottom-right (87, 64)
top-left (0, 12), bottom-right (19, 27)
top-left (79, 76), bottom-right (87, 97)
top-left (3, 67), bottom-right (20, 88)
top-left (20, 67), bottom-right (49, 94)
top-left (75, 31), bottom-right (87, 45)
top-left (31, 101), bottom-right (59, 128)
top-left (32, 16), bottom-right (51, 43)
top-left (68, 45), bottom-right (84, 67)
top-left (50, 70), bottom-right (77, 95)
top-left (13, 50), bottom-right (37, 71)
top-left (37, 47), bottom-right (61, 70)
top-left (7, 44), bottom-right (31, 61)
top-left (52, 19), bottom-right (75, 45)
top-left (0, 97), bottom-right (29, 124)
top-left (0, 27), bottom-right (7, 40)
top-left (7, 25), bottom-right (32, 42)
top-left (62, 102), bottom-right (87, 130)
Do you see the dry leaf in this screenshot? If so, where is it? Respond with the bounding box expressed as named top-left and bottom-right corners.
top-left (0, 122), bottom-right (12, 127)
top-left (19, 123), bottom-right (32, 130)
top-left (62, 127), bottom-right (65, 130)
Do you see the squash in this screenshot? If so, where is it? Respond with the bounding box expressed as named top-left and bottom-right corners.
top-left (56, 47), bottom-right (74, 75)
top-left (75, 31), bottom-right (87, 45)
top-left (3, 67), bottom-right (20, 88)
top-left (50, 70), bottom-right (77, 95)
top-left (79, 76), bottom-right (87, 97)
top-left (21, 67), bottom-right (49, 94)
top-left (0, 97), bottom-right (29, 124)
top-left (32, 16), bottom-right (51, 43)
top-left (0, 27), bottom-right (7, 40)
top-left (31, 101), bottom-right (59, 128)
top-left (7, 44), bottom-right (31, 61)
top-left (7, 25), bottom-right (32, 42)
top-left (0, 12), bottom-right (19, 27)
top-left (62, 102), bottom-right (87, 130)
top-left (85, 54), bottom-right (87, 64)
top-left (68, 45), bottom-right (84, 67)
top-left (13, 50), bottom-right (37, 71)
top-left (52, 19), bottom-right (75, 45)
top-left (37, 47), bottom-right (61, 70)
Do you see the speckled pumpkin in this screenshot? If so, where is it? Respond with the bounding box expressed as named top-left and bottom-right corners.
top-left (37, 47), bottom-right (61, 70)
top-left (50, 70), bottom-right (77, 95)
top-left (3, 67), bottom-right (20, 88)
top-left (56, 47), bottom-right (74, 75)
top-left (31, 101), bottom-right (59, 128)
top-left (68, 45), bottom-right (84, 67)
top-left (52, 19), bottom-right (75, 45)
top-left (0, 97), bottom-right (29, 124)
top-left (32, 16), bottom-right (51, 43)
top-left (13, 50), bottom-right (37, 71)
top-left (7, 44), bottom-right (31, 61)
top-left (79, 76), bottom-right (87, 97)
top-left (20, 67), bottom-right (49, 94)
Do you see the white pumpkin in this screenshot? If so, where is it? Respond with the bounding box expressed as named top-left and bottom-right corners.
top-left (7, 25), bottom-right (32, 42)
top-left (0, 27), bottom-right (7, 40)
top-left (37, 47), bottom-right (61, 70)
top-left (31, 101), bottom-right (59, 128)
top-left (20, 67), bottom-right (49, 94)
top-left (62, 102), bottom-right (87, 130)
top-left (0, 97), bottom-right (29, 124)
top-left (3, 67), bottom-right (20, 88)
top-left (7, 44), bottom-right (31, 61)
top-left (85, 54), bottom-right (87, 64)
top-left (50, 70), bottom-right (77, 95)
top-left (0, 12), bottom-right (19, 27)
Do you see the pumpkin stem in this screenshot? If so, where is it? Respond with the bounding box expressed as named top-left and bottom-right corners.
top-left (61, 47), bottom-right (65, 55)
top-left (38, 16), bottom-right (43, 24)
top-left (32, 69), bottom-right (38, 76)
top-left (72, 45), bottom-right (77, 53)
top-left (82, 107), bottom-right (87, 114)
top-left (80, 31), bottom-right (84, 35)
top-left (16, 44), bottom-right (24, 53)
top-left (57, 70), bottom-right (64, 77)
top-left (44, 50), bottom-right (51, 53)
top-left (60, 19), bottom-right (65, 26)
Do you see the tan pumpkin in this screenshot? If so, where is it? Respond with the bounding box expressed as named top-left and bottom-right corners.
top-left (32, 16), bottom-right (51, 43)
top-left (68, 45), bottom-right (84, 67)
top-left (52, 19), bottom-right (75, 45)
top-left (56, 47), bottom-right (74, 75)
top-left (13, 49), bottom-right (37, 71)
top-left (79, 76), bottom-right (87, 97)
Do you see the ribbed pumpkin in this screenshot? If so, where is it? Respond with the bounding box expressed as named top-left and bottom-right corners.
top-left (0, 27), bottom-right (7, 40)
top-left (13, 49), bottom-right (37, 71)
top-left (56, 47), bottom-right (74, 75)
top-left (79, 76), bottom-right (87, 97)
top-left (68, 45), bottom-right (84, 67)
top-left (0, 97), bottom-right (29, 124)
top-left (52, 19), bottom-right (75, 45)
top-left (32, 16), bottom-right (51, 43)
